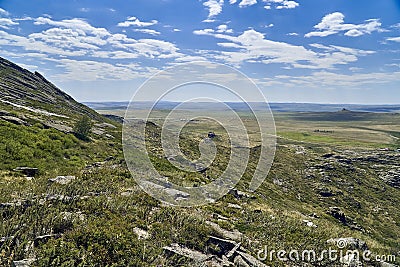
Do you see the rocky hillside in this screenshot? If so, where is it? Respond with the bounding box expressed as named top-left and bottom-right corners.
top-left (0, 57), bottom-right (108, 122)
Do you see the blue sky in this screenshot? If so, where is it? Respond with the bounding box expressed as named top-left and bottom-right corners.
top-left (0, 0), bottom-right (399, 103)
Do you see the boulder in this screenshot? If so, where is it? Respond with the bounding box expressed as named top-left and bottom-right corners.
top-left (12, 258), bottom-right (35, 267)
top-left (48, 176), bottom-right (76, 185)
top-left (132, 227), bottom-right (149, 240)
top-left (13, 167), bottom-right (38, 177)
top-left (207, 236), bottom-right (238, 257)
top-left (234, 255), bottom-right (250, 267)
top-left (163, 243), bottom-right (210, 262)
top-left (206, 221), bottom-right (243, 241)
top-left (236, 251), bottom-right (269, 267)
top-left (327, 207), bottom-right (347, 224)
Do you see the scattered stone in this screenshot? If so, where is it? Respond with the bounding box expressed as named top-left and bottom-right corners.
top-left (226, 242), bottom-right (242, 260)
top-left (207, 236), bottom-right (238, 257)
top-left (322, 153), bottom-right (334, 159)
top-left (92, 128), bottom-right (105, 135)
top-left (12, 258), bottom-right (35, 267)
top-left (380, 170), bottom-right (400, 188)
top-left (34, 234), bottom-right (61, 246)
top-left (45, 194), bottom-right (73, 202)
top-left (48, 175), bottom-right (76, 185)
top-left (340, 253), bottom-right (362, 267)
top-left (208, 132), bottom-right (216, 138)
top-left (1, 115), bottom-right (30, 126)
top-left (42, 122), bottom-right (72, 133)
top-left (236, 251), bottom-right (269, 267)
top-left (163, 243), bottom-right (210, 262)
top-left (379, 262), bottom-right (397, 267)
top-left (234, 255), bottom-right (250, 267)
top-left (302, 220), bottom-right (317, 228)
top-left (308, 213), bottom-right (320, 218)
top-left (229, 189), bottom-right (255, 199)
top-left (318, 188), bottom-right (334, 197)
top-left (0, 235), bottom-right (14, 245)
top-left (206, 221), bottom-right (243, 241)
top-left (164, 188), bottom-right (190, 199)
top-left (60, 211), bottom-right (85, 222)
top-left (94, 122), bottom-right (117, 129)
top-left (132, 227), bottom-right (149, 240)
top-left (13, 167), bottom-right (38, 177)
top-left (327, 207), bottom-right (347, 224)
top-left (227, 203), bottom-right (242, 209)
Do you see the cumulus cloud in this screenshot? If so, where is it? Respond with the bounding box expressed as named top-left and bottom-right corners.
top-left (281, 70), bottom-right (400, 88)
top-left (133, 29), bottom-right (160, 35)
top-left (0, 18), bottom-right (18, 29)
top-left (0, 16), bottom-right (181, 61)
top-left (216, 24), bottom-right (233, 33)
top-left (193, 24), bottom-right (233, 35)
top-left (0, 8), bottom-right (9, 16)
top-left (193, 28), bottom-right (215, 35)
top-left (51, 58), bottom-right (155, 81)
top-left (34, 17), bottom-right (110, 37)
top-left (263, 0), bottom-right (299, 9)
top-left (203, 0), bottom-right (224, 18)
top-left (287, 32), bottom-right (298, 36)
top-left (386, 36), bottom-right (400, 43)
top-left (117, 16), bottom-right (158, 27)
top-left (239, 0), bottom-right (257, 7)
top-left (193, 28), bottom-right (375, 69)
top-left (305, 12), bottom-right (384, 38)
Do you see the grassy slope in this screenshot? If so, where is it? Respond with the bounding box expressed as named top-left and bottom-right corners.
top-left (0, 109), bottom-right (399, 266)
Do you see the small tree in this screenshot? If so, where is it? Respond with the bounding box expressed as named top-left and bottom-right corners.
top-left (73, 116), bottom-right (92, 140)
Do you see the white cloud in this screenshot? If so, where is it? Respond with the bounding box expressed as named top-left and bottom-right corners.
top-left (0, 17), bottom-right (181, 61)
top-left (34, 17), bottom-right (110, 37)
top-left (173, 28), bottom-right (181, 32)
top-left (193, 28), bottom-right (375, 69)
top-left (29, 28), bottom-right (107, 50)
top-left (287, 32), bottom-right (298, 36)
top-left (193, 28), bottom-right (215, 35)
top-left (229, 0), bottom-right (237, 3)
top-left (263, 0), bottom-right (299, 9)
top-left (0, 18), bottom-right (18, 29)
top-left (117, 16), bottom-right (158, 27)
top-left (133, 29), bottom-right (160, 35)
top-left (387, 37), bottom-right (400, 43)
top-left (194, 24), bottom-right (233, 35)
top-left (283, 71), bottom-right (400, 88)
top-left (216, 24), bottom-right (233, 33)
top-left (305, 12), bottom-right (384, 38)
top-left (239, 0), bottom-right (257, 7)
top-left (51, 58), bottom-right (152, 81)
top-left (202, 19), bottom-right (216, 23)
top-left (0, 8), bottom-right (9, 16)
top-left (203, 0), bottom-right (224, 18)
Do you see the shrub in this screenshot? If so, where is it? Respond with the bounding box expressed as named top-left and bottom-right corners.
top-left (73, 116), bottom-right (92, 141)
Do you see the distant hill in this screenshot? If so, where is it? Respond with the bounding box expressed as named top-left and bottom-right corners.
top-left (85, 101), bottom-right (400, 113)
